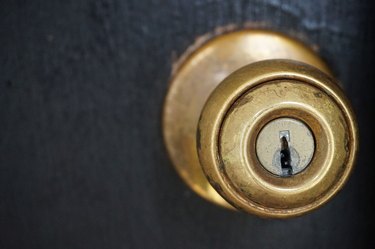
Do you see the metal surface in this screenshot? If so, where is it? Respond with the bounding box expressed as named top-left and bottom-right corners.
top-left (162, 30), bottom-right (331, 209)
top-left (198, 60), bottom-right (358, 218)
top-left (256, 117), bottom-right (315, 176)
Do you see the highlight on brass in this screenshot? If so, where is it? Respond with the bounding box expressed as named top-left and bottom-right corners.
top-left (162, 29), bottom-right (358, 218)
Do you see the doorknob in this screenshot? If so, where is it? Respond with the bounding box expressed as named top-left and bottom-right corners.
top-left (162, 30), bottom-right (358, 218)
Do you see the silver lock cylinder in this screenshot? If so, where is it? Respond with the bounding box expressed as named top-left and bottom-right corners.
top-left (255, 118), bottom-right (315, 176)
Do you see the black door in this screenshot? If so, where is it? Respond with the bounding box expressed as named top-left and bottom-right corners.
top-left (1, 1), bottom-right (374, 248)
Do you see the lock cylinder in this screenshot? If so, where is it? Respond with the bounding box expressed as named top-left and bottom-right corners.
top-left (197, 60), bottom-right (358, 217)
top-left (255, 117), bottom-right (315, 177)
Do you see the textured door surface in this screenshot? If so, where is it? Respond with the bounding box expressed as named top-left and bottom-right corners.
top-left (1, 1), bottom-right (374, 248)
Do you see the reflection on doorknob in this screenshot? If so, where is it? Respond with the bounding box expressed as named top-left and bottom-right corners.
top-left (162, 30), bottom-right (358, 218)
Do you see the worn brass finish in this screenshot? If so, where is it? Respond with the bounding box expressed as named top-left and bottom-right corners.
top-left (162, 30), bottom-right (358, 217)
top-left (198, 60), bottom-right (358, 217)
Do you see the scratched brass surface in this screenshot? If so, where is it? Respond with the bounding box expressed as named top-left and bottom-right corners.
top-left (162, 30), bottom-right (343, 211)
top-left (198, 60), bottom-right (358, 217)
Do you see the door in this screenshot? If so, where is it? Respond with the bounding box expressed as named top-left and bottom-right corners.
top-left (1, 1), bottom-right (374, 248)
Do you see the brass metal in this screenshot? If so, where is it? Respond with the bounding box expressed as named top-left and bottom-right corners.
top-left (162, 30), bottom-right (358, 217)
top-left (198, 60), bottom-right (358, 217)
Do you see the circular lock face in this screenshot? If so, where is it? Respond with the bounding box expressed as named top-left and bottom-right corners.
top-left (197, 60), bottom-right (358, 218)
top-left (256, 117), bottom-right (315, 176)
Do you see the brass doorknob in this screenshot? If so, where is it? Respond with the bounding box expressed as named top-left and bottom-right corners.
top-left (162, 30), bottom-right (358, 218)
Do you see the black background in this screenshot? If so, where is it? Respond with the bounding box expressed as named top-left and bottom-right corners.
top-left (1, 0), bottom-right (374, 248)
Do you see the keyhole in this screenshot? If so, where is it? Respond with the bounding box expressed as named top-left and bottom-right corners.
top-left (256, 118), bottom-right (315, 176)
top-left (280, 136), bottom-right (292, 176)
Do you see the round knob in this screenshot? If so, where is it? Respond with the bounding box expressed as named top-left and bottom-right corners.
top-left (162, 30), bottom-right (358, 218)
top-left (197, 60), bottom-right (358, 217)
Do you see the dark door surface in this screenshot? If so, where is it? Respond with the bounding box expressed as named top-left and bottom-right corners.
top-left (1, 1), bottom-right (374, 248)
